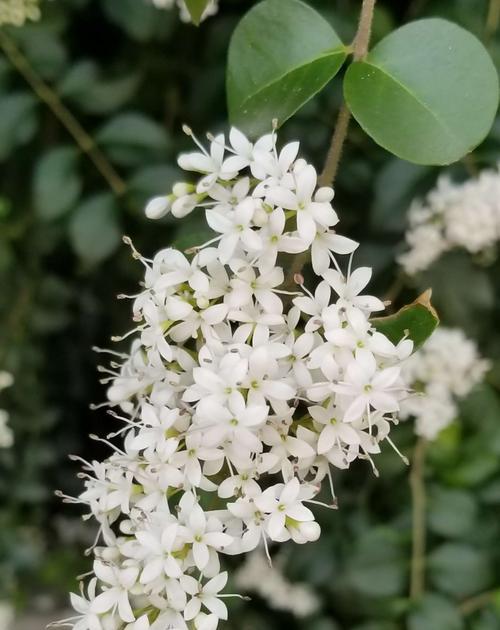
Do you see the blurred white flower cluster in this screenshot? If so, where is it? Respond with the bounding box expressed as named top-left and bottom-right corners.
top-left (0, 601), bottom-right (14, 630)
top-left (60, 127), bottom-right (413, 630)
top-left (401, 328), bottom-right (489, 440)
top-left (235, 549), bottom-right (320, 618)
top-left (150, 0), bottom-right (218, 23)
top-left (399, 167), bottom-right (500, 274)
top-left (0, 0), bottom-right (40, 25)
top-left (0, 371), bottom-right (14, 449)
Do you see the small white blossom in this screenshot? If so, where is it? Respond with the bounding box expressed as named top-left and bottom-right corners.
top-left (401, 327), bottom-right (490, 439)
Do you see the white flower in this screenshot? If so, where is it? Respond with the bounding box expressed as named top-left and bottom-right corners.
top-left (0, 372), bottom-right (14, 390)
top-left (91, 562), bottom-right (139, 622)
top-left (64, 126), bottom-right (413, 630)
top-left (401, 327), bottom-right (490, 440)
top-left (311, 226), bottom-right (358, 275)
top-left (0, 0), bottom-right (40, 26)
top-left (0, 411), bottom-right (14, 449)
top-left (0, 602), bottom-right (14, 630)
top-left (255, 478), bottom-right (315, 541)
top-left (178, 133), bottom-right (235, 193)
top-left (267, 165), bottom-right (338, 244)
top-left (309, 402), bottom-right (360, 455)
top-left (0, 373), bottom-right (14, 449)
top-left (323, 267), bottom-right (385, 313)
top-left (136, 523), bottom-right (184, 582)
top-left (334, 349), bottom-right (402, 423)
top-left (181, 572), bottom-right (229, 621)
top-left (182, 504), bottom-right (233, 570)
top-left (399, 167), bottom-right (500, 274)
top-left (235, 550), bottom-right (320, 618)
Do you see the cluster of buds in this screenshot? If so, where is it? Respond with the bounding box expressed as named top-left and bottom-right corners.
top-left (401, 327), bottom-right (489, 440)
top-left (58, 127), bottom-right (413, 630)
top-left (399, 167), bottom-right (500, 274)
top-left (0, 0), bottom-right (40, 26)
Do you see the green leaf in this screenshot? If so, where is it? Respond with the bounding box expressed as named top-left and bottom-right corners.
top-left (437, 545), bottom-right (494, 594)
top-left (346, 528), bottom-right (406, 598)
top-left (427, 487), bottom-right (477, 538)
top-left (0, 93), bottom-right (38, 160)
top-left (408, 594), bottom-right (463, 630)
top-left (59, 61), bottom-right (139, 115)
top-left (12, 25), bottom-right (68, 81)
top-left (68, 193), bottom-right (121, 264)
top-left (97, 113), bottom-right (170, 167)
top-left (371, 159), bottom-right (434, 233)
top-left (33, 147), bottom-right (82, 220)
top-left (445, 452), bottom-right (499, 488)
top-left (344, 18), bottom-right (499, 165)
top-left (184, 0), bottom-right (211, 25)
top-left (418, 251), bottom-right (494, 338)
top-left (103, 0), bottom-right (175, 41)
top-left (227, 0), bottom-right (347, 136)
top-left (371, 290), bottom-right (439, 350)
top-left (429, 543), bottom-right (494, 598)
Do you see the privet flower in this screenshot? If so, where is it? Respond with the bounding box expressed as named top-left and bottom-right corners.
top-left (59, 127), bottom-right (413, 629)
top-left (399, 167), bottom-right (500, 274)
top-left (401, 328), bottom-right (489, 440)
top-left (0, 371), bottom-right (14, 449)
top-left (0, 602), bottom-right (15, 630)
top-left (0, 0), bottom-right (40, 26)
top-left (235, 549), bottom-right (320, 618)
top-left (149, 0), bottom-right (218, 23)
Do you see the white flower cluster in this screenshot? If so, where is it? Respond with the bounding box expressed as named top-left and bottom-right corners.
top-left (235, 549), bottom-right (320, 618)
top-left (0, 0), bottom-right (40, 25)
top-left (399, 167), bottom-right (500, 274)
top-left (0, 602), bottom-right (14, 630)
top-left (60, 127), bottom-right (413, 630)
top-left (401, 328), bottom-right (489, 440)
top-left (149, 0), bottom-right (218, 23)
top-left (0, 371), bottom-right (14, 449)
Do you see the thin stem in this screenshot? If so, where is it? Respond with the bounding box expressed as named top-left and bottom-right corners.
top-left (485, 0), bottom-right (500, 43)
top-left (353, 0), bottom-right (378, 62)
top-left (410, 437), bottom-right (428, 600)
top-left (319, 0), bottom-right (377, 187)
top-left (318, 103), bottom-right (351, 187)
top-left (459, 589), bottom-right (499, 616)
top-left (0, 29), bottom-right (127, 197)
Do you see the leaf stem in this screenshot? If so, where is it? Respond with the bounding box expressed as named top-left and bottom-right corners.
top-left (410, 437), bottom-right (428, 600)
top-left (319, 0), bottom-right (377, 187)
top-left (0, 29), bottom-right (127, 197)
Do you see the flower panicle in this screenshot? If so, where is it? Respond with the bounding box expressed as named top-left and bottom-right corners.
top-left (61, 126), bottom-right (413, 630)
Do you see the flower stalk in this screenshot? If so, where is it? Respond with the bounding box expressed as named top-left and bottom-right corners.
top-left (410, 437), bottom-right (427, 600)
top-left (319, 0), bottom-right (377, 187)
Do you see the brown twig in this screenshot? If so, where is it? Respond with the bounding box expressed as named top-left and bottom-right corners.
top-left (319, 0), bottom-right (377, 187)
top-left (0, 29), bottom-right (127, 197)
top-left (410, 437), bottom-right (428, 600)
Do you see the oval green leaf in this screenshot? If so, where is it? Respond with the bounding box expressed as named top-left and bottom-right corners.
top-left (227, 0), bottom-right (347, 137)
top-left (69, 193), bottom-right (121, 264)
top-left (371, 289), bottom-right (439, 351)
top-left (34, 147), bottom-right (82, 221)
top-left (344, 18), bottom-right (499, 165)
